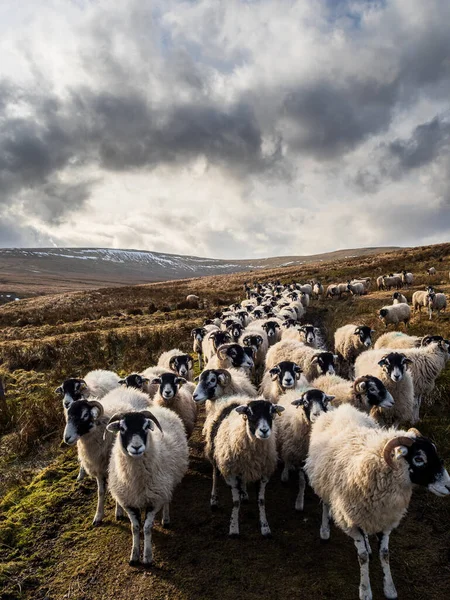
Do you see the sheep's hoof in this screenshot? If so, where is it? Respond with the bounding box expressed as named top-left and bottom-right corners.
top-left (115, 514), bottom-right (126, 522)
top-left (129, 559), bottom-right (140, 567)
top-left (229, 532), bottom-right (240, 538)
top-left (92, 518), bottom-right (102, 527)
top-left (162, 520), bottom-right (171, 529)
top-left (261, 531), bottom-right (272, 539)
top-left (142, 560), bottom-right (153, 569)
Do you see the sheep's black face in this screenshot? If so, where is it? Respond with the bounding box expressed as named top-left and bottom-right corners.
top-left (269, 361), bottom-right (302, 389)
top-left (262, 305), bottom-right (272, 314)
top-left (354, 325), bottom-right (373, 348)
top-left (379, 309), bottom-right (388, 318)
top-left (204, 319), bottom-right (214, 325)
top-left (56, 378), bottom-right (88, 409)
top-left (420, 335), bottom-right (444, 347)
top-left (300, 325), bottom-right (316, 345)
top-left (282, 318), bottom-right (297, 329)
top-left (242, 334), bottom-right (263, 351)
top-left (191, 327), bottom-right (207, 342)
top-left (226, 322), bottom-right (243, 341)
top-left (314, 352), bottom-right (336, 375)
top-left (252, 309), bottom-right (263, 319)
top-left (378, 352), bottom-right (410, 382)
top-left (211, 331), bottom-right (232, 350)
top-left (63, 400), bottom-right (102, 445)
top-left (235, 400), bottom-right (284, 439)
top-left (291, 389), bottom-right (331, 423)
top-left (169, 354), bottom-right (193, 378)
top-left (193, 370), bottom-right (220, 402)
top-left (119, 374), bottom-right (145, 390)
top-left (403, 437), bottom-right (450, 495)
top-left (154, 372), bottom-right (183, 401)
top-left (262, 320), bottom-right (280, 339)
top-left (223, 344), bottom-right (254, 369)
top-left (116, 413), bottom-right (150, 458)
top-left (353, 376), bottom-right (394, 408)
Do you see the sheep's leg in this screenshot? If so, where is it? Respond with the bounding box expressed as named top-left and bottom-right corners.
top-left (210, 466), bottom-right (219, 509)
top-left (227, 476), bottom-right (241, 537)
top-left (115, 502), bottom-right (125, 521)
top-left (126, 507), bottom-right (141, 566)
top-left (320, 502), bottom-right (331, 540)
top-left (93, 476), bottom-right (107, 526)
top-left (142, 505), bottom-right (157, 567)
top-left (281, 462), bottom-right (291, 483)
top-left (258, 476), bottom-right (271, 537)
top-left (364, 534), bottom-right (372, 555)
top-left (77, 464), bottom-right (86, 481)
top-left (198, 353), bottom-right (203, 370)
top-left (162, 503), bottom-right (170, 527)
top-left (240, 481), bottom-right (249, 503)
top-left (295, 468), bottom-right (306, 512)
top-left (413, 395), bottom-right (422, 424)
top-left (378, 531), bottom-right (397, 599)
top-left (348, 527), bottom-right (372, 600)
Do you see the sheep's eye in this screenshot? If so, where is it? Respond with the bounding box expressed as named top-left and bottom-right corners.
top-left (412, 455), bottom-right (426, 467)
top-left (120, 426), bottom-right (126, 434)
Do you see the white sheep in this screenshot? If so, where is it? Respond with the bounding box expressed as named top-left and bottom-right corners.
top-left (106, 406), bottom-right (188, 566)
top-left (63, 387), bottom-right (151, 525)
top-left (382, 274), bottom-right (402, 290)
top-left (239, 325), bottom-right (269, 371)
top-left (334, 324), bottom-right (374, 375)
top-left (376, 275), bottom-right (385, 290)
top-left (347, 281), bottom-right (365, 296)
top-left (326, 284), bottom-right (339, 298)
top-left (56, 369), bottom-right (121, 411)
top-left (427, 267), bottom-right (436, 275)
top-left (192, 368), bottom-right (257, 415)
top-left (282, 324), bottom-right (321, 348)
top-left (205, 343), bottom-right (254, 375)
top-left (312, 282), bottom-right (324, 298)
top-left (374, 332), bottom-right (446, 350)
top-left (305, 404), bottom-right (450, 600)
top-left (157, 348), bottom-right (194, 381)
top-left (203, 397), bottom-right (284, 535)
top-left (412, 290), bottom-right (429, 313)
top-left (265, 340), bottom-right (337, 381)
top-left (151, 372), bottom-right (198, 437)
top-left (354, 350), bottom-right (416, 425)
top-left (191, 327), bottom-right (207, 369)
top-left (378, 303), bottom-right (411, 327)
top-left (277, 388), bottom-right (332, 511)
top-left (427, 290), bottom-right (447, 320)
top-left (401, 271), bottom-right (414, 287)
top-left (202, 329), bottom-right (232, 361)
top-left (259, 361), bottom-right (307, 402)
top-left (311, 374), bottom-right (394, 413)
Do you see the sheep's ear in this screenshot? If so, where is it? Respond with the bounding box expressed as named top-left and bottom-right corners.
top-left (194, 376), bottom-right (200, 383)
top-left (235, 405), bottom-right (250, 416)
top-left (324, 394), bottom-right (335, 405)
top-left (55, 386), bottom-right (63, 396)
top-left (118, 379), bottom-right (126, 386)
top-left (79, 381), bottom-right (88, 391)
top-left (188, 357), bottom-right (194, 369)
top-left (151, 377), bottom-right (162, 385)
top-left (175, 377), bottom-right (187, 386)
top-left (353, 328), bottom-right (360, 334)
top-left (378, 358), bottom-right (388, 367)
top-left (106, 421), bottom-right (121, 433)
top-left (310, 356), bottom-right (319, 364)
top-left (370, 330), bottom-right (376, 334)
top-left (269, 367), bottom-right (281, 381)
top-left (271, 404), bottom-right (285, 416)
top-left (142, 377), bottom-right (150, 384)
top-left (355, 380), bottom-right (367, 392)
top-left (291, 397), bottom-right (307, 408)
top-left (402, 357), bottom-right (413, 368)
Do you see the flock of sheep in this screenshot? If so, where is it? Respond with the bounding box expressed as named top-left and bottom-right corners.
top-left (56, 271), bottom-right (450, 600)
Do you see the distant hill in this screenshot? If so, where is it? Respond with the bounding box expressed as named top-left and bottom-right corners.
top-left (0, 246), bottom-right (400, 298)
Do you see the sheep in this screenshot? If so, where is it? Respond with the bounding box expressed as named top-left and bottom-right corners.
top-left (336, 283), bottom-right (349, 297)
top-left (312, 282), bottom-right (324, 298)
top-left (106, 406), bottom-right (188, 566)
top-left (260, 319), bottom-right (282, 346)
top-left (140, 366), bottom-right (169, 398)
top-left (427, 290), bottom-right (447, 319)
top-left (277, 307), bottom-right (298, 321)
top-left (392, 291), bottom-right (407, 304)
top-left (334, 324), bottom-right (374, 376)
top-left (203, 397), bottom-right (284, 535)
top-left (427, 267), bottom-right (436, 275)
top-left (240, 326), bottom-right (269, 372)
top-left (192, 368), bottom-right (258, 414)
top-left (282, 324), bottom-right (321, 348)
top-left (222, 319), bottom-right (245, 342)
top-left (150, 372), bottom-right (198, 438)
top-left (347, 282), bottom-right (365, 296)
top-left (118, 373), bottom-right (150, 391)
top-left (290, 299), bottom-right (306, 318)
top-left (265, 340), bottom-right (337, 381)
top-left (305, 404), bottom-right (450, 600)
top-left (55, 369), bottom-right (121, 411)
top-left (191, 327), bottom-right (207, 369)
top-left (401, 270), bottom-right (414, 287)
top-left (299, 293), bottom-right (310, 308)
top-left (157, 348), bottom-right (194, 382)
top-left (351, 278), bottom-right (371, 293)
top-left (202, 329), bottom-right (232, 361)
top-left (63, 387), bottom-right (151, 525)
top-left (412, 290), bottom-right (429, 313)
top-left (259, 361), bottom-right (307, 402)
top-left (205, 343), bottom-right (254, 375)
top-left (298, 283), bottom-right (313, 295)
top-left (384, 274), bottom-right (403, 290)
top-left (373, 331), bottom-right (446, 350)
top-left (376, 275), bottom-right (385, 290)
top-left (185, 294), bottom-right (200, 307)
top-left (378, 303), bottom-right (411, 327)
top-left (326, 284), bottom-right (339, 298)
top-left (354, 350), bottom-right (416, 425)
top-left (311, 374), bottom-right (394, 413)
top-left (277, 388), bottom-right (332, 511)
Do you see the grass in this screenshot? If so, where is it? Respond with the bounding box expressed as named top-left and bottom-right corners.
top-left (0, 242), bottom-right (450, 599)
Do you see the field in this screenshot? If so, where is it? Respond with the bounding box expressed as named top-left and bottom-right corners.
top-left (1, 243), bottom-right (449, 600)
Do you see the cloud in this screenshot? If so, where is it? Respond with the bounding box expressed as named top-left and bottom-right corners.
top-left (0, 0), bottom-right (450, 256)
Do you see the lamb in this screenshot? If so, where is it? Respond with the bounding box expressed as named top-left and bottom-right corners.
top-left (401, 271), bottom-right (414, 287)
top-left (157, 348), bottom-right (194, 382)
top-left (63, 387), bottom-right (151, 525)
top-left (412, 290), bottom-right (429, 313)
top-left (427, 290), bottom-right (447, 319)
top-left (259, 361), bottom-right (306, 402)
top-left (191, 327), bottom-right (207, 369)
top-left (378, 303), bottom-right (411, 327)
top-left (305, 404), bottom-right (450, 600)
top-left (277, 388), bottom-right (332, 511)
top-left (106, 407), bottom-right (188, 566)
top-left (334, 325), bottom-right (374, 375)
top-left (265, 340), bottom-right (337, 381)
top-left (311, 374), bottom-right (394, 413)
top-left (354, 350), bottom-right (416, 425)
top-left (202, 329), bottom-right (232, 361)
top-left (205, 343), bottom-right (254, 375)
top-left (203, 397), bottom-right (284, 535)
top-left (151, 372), bottom-right (198, 437)
top-left (56, 369), bottom-right (121, 410)
top-left (192, 368), bottom-right (258, 413)
top-left (392, 291), bottom-right (407, 304)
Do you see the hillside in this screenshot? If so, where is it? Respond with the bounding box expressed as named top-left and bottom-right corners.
top-left (0, 241), bottom-right (449, 600)
top-left (0, 245), bottom-right (400, 298)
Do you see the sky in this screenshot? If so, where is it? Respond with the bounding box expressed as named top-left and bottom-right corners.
top-left (0, 0), bottom-right (450, 259)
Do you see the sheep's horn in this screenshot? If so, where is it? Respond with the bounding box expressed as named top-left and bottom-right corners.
top-left (107, 411), bottom-right (126, 424)
top-left (216, 369), bottom-right (232, 385)
top-left (88, 400), bottom-right (104, 418)
top-left (169, 356), bottom-right (177, 369)
top-left (383, 436), bottom-right (414, 468)
top-left (141, 410), bottom-right (164, 436)
top-left (408, 427), bottom-right (422, 438)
